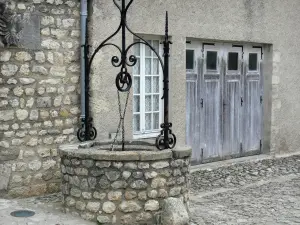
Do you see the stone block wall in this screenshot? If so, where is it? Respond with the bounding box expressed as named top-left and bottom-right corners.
top-left (0, 0), bottom-right (80, 197)
top-left (59, 144), bottom-right (191, 225)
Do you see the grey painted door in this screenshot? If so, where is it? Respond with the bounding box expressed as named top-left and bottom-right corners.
top-left (186, 42), bottom-right (263, 164)
top-left (243, 47), bottom-right (263, 154)
top-left (222, 46), bottom-right (244, 158)
top-left (201, 44), bottom-right (222, 162)
top-left (186, 47), bottom-right (202, 162)
top-left (186, 72), bottom-right (201, 161)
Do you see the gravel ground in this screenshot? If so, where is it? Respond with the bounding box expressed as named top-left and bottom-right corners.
top-left (190, 174), bottom-right (300, 225)
top-left (1, 154), bottom-right (300, 225)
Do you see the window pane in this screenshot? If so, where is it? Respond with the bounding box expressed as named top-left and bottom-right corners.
top-left (133, 96), bottom-right (140, 113)
top-left (133, 114), bottom-right (140, 132)
top-left (133, 77), bottom-right (140, 94)
top-left (207, 51), bottom-right (217, 70)
top-left (153, 113), bottom-right (159, 130)
top-left (145, 76), bottom-right (152, 93)
top-left (249, 53), bottom-right (258, 71)
top-left (133, 58), bottom-right (140, 75)
top-left (153, 76), bottom-right (159, 93)
top-left (134, 41), bottom-right (140, 57)
top-left (153, 95), bottom-right (159, 111)
top-left (186, 50), bottom-right (194, 70)
top-left (145, 58), bottom-right (151, 74)
top-left (153, 40), bottom-right (159, 54)
top-left (228, 52), bottom-right (238, 70)
top-left (145, 113), bottom-right (152, 130)
top-left (153, 58), bottom-right (159, 75)
top-left (145, 95), bottom-right (152, 112)
top-left (145, 40), bottom-right (152, 57)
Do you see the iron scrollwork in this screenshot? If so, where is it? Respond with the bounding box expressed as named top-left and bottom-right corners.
top-left (80, 0), bottom-right (176, 150)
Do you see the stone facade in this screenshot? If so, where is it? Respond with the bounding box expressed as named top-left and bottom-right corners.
top-left (59, 144), bottom-right (191, 224)
top-left (2, 0), bottom-right (300, 198)
top-left (0, 0), bottom-right (80, 197)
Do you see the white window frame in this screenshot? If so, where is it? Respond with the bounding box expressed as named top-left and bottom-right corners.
top-left (133, 36), bottom-right (164, 139)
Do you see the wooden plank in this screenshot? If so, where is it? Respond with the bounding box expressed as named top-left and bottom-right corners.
top-left (244, 79), bottom-right (261, 151)
top-left (203, 79), bottom-right (221, 158)
top-left (186, 73), bottom-right (199, 161)
top-left (223, 80), bottom-right (241, 155)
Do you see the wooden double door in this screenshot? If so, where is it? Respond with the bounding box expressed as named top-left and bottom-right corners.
top-left (186, 42), bottom-right (263, 164)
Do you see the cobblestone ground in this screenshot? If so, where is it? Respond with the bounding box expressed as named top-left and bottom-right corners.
top-left (1, 155), bottom-right (300, 225)
top-left (0, 194), bottom-right (93, 225)
top-left (190, 174), bottom-right (300, 225)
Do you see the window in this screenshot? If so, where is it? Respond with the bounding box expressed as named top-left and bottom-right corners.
top-left (186, 49), bottom-right (194, 70)
top-left (228, 52), bottom-right (239, 70)
top-left (133, 39), bottom-right (162, 137)
top-left (249, 53), bottom-right (258, 71)
top-left (206, 51), bottom-right (218, 70)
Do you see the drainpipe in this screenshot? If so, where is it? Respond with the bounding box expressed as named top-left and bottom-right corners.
top-left (80, 0), bottom-right (88, 126)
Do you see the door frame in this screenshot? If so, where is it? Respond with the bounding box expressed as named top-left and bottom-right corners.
top-left (186, 40), bottom-right (266, 164)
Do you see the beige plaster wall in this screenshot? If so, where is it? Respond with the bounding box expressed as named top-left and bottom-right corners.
top-left (90, 0), bottom-right (300, 154)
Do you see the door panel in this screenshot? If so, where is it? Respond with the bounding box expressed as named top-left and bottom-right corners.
top-left (203, 79), bottom-right (221, 159)
top-left (202, 44), bottom-right (222, 160)
top-left (244, 79), bottom-right (261, 151)
top-left (243, 48), bottom-right (262, 153)
top-left (185, 45), bottom-right (202, 163)
top-left (223, 80), bottom-right (241, 155)
top-left (222, 46), bottom-right (243, 157)
top-left (186, 73), bottom-right (200, 161)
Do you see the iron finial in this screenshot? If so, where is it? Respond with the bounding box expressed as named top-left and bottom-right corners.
top-left (165, 11), bottom-right (168, 38)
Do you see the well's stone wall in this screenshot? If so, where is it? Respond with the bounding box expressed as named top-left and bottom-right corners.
top-left (59, 143), bottom-right (192, 225)
top-left (0, 0), bottom-right (80, 197)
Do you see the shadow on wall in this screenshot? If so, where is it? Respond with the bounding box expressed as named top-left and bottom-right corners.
top-left (0, 1), bottom-right (23, 47)
top-left (0, 1), bottom-right (40, 49)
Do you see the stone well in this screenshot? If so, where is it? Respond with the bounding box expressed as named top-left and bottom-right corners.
top-left (59, 142), bottom-right (192, 225)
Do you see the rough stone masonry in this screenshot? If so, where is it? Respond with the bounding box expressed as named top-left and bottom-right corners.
top-left (0, 0), bottom-right (81, 197)
top-left (59, 144), bottom-right (191, 225)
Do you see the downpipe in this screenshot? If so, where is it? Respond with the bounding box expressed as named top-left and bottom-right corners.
top-left (80, 0), bottom-right (87, 122)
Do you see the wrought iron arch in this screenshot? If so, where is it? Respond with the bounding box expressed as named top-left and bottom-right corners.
top-left (78, 0), bottom-right (176, 150)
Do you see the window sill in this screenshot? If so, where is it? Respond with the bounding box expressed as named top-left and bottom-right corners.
top-left (133, 132), bottom-right (160, 140)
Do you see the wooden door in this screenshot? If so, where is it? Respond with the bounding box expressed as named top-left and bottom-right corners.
top-left (243, 46), bottom-right (263, 154)
top-left (201, 43), bottom-right (222, 161)
top-left (186, 45), bottom-right (202, 163)
top-left (185, 42), bottom-right (263, 164)
top-left (222, 45), bottom-right (244, 157)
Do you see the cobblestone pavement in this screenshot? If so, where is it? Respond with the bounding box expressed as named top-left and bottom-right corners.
top-left (1, 159), bottom-right (300, 225)
top-left (0, 194), bottom-right (93, 225)
top-left (190, 173), bottom-right (300, 225)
